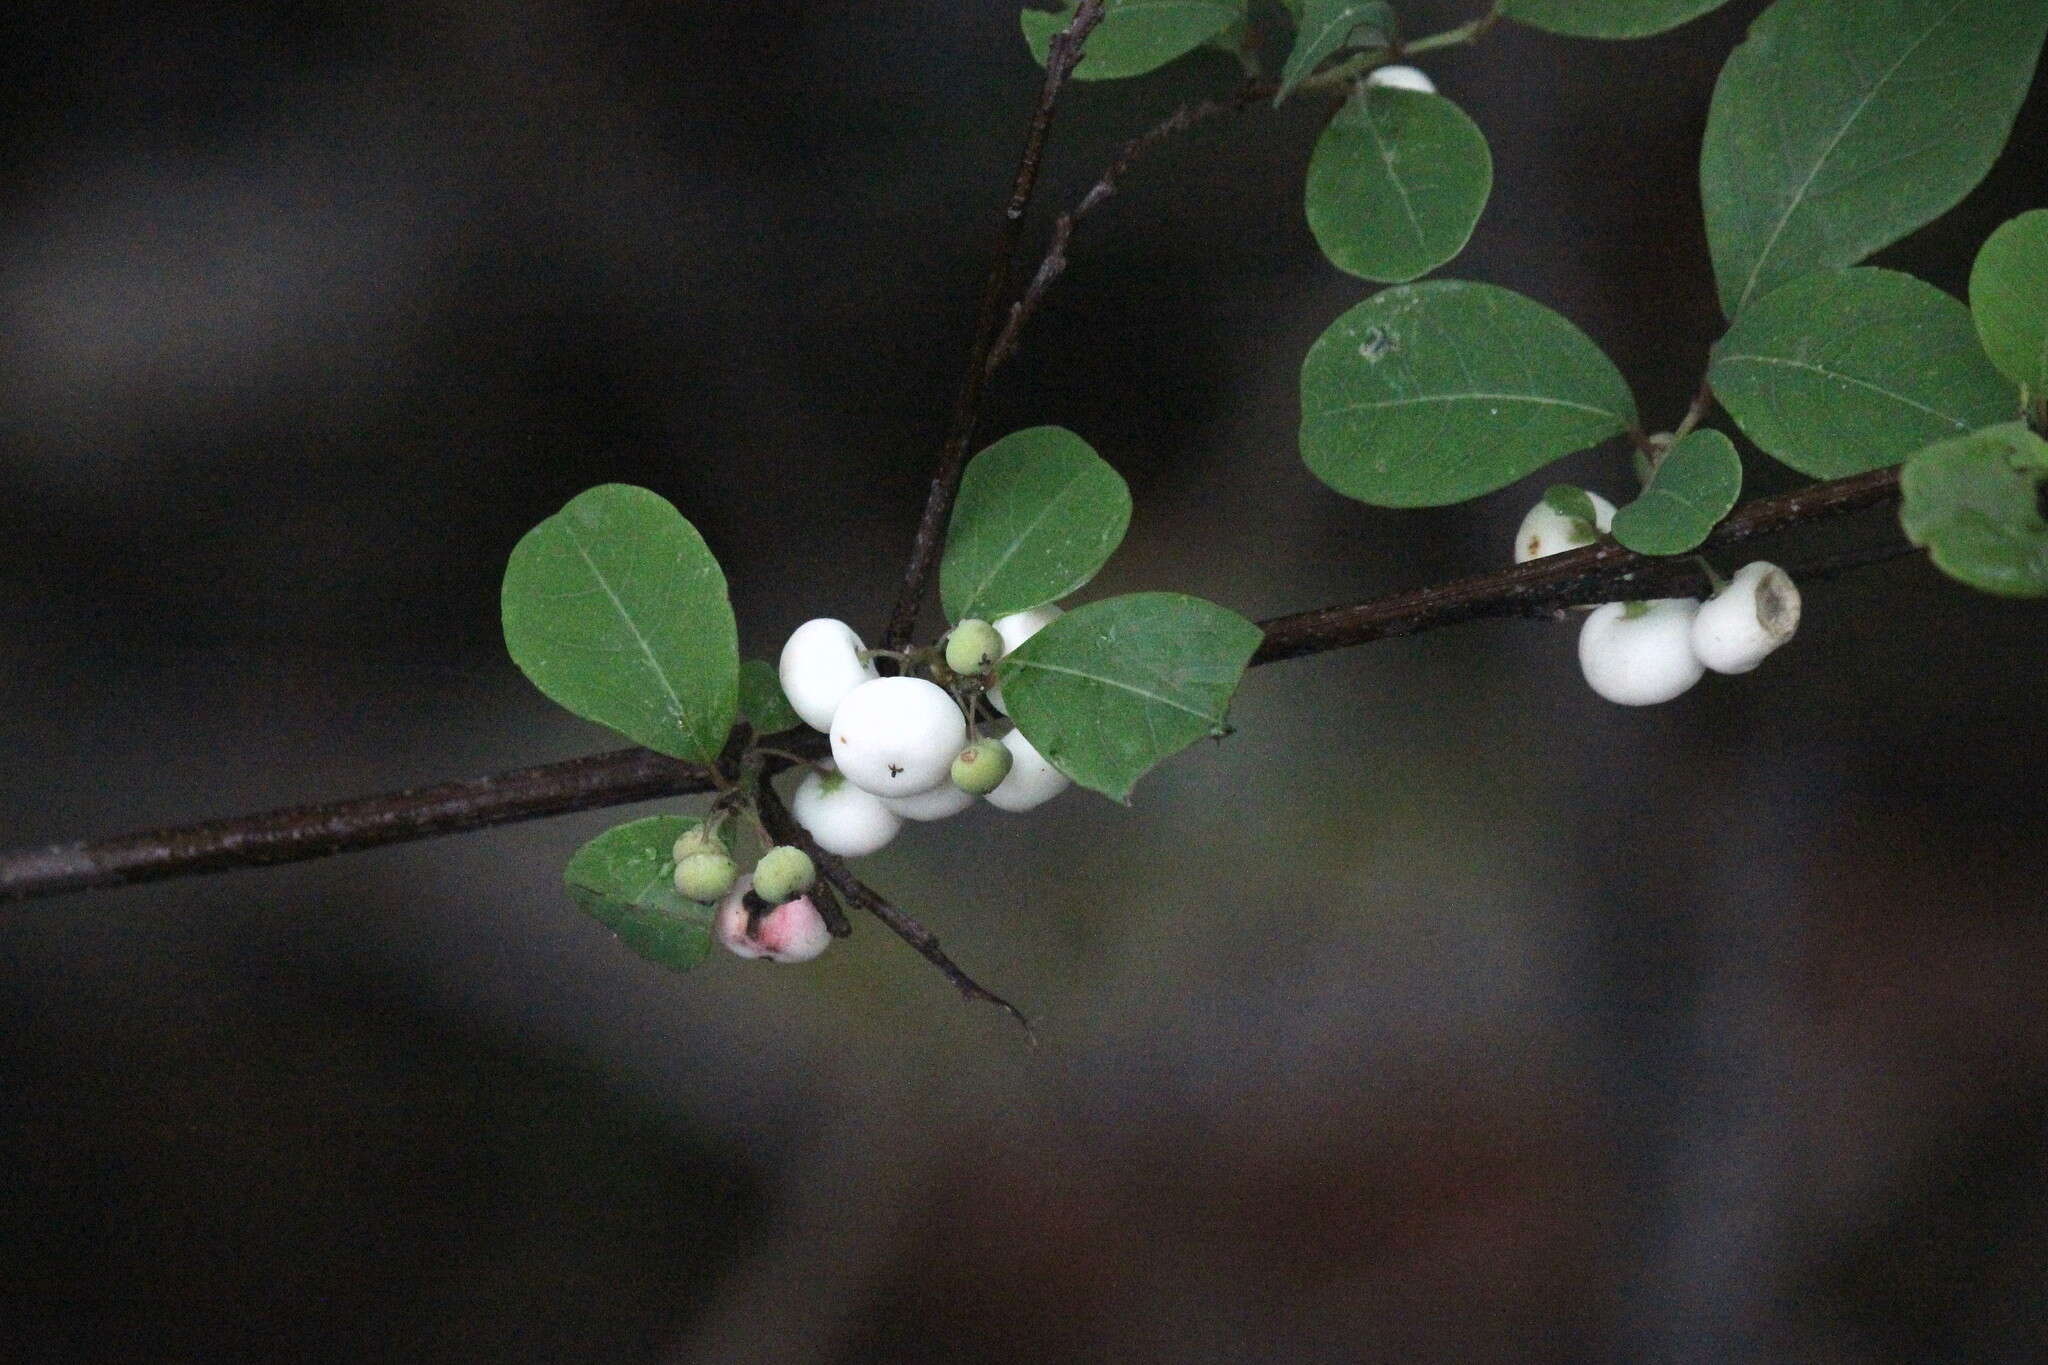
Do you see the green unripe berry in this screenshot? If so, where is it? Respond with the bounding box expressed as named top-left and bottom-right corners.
top-left (674, 850), bottom-right (738, 903)
top-left (753, 845), bottom-right (817, 904)
top-left (672, 824), bottom-right (725, 862)
top-left (944, 619), bottom-right (1003, 676)
top-left (949, 740), bottom-right (1013, 796)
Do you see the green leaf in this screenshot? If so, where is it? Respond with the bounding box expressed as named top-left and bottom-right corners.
top-left (1305, 86), bottom-right (1492, 284)
top-left (1970, 210), bottom-right (2048, 399)
top-left (1300, 280), bottom-right (1637, 507)
top-left (1610, 429), bottom-right (1743, 555)
top-left (1899, 422), bottom-right (2048, 597)
top-left (565, 816), bottom-right (717, 973)
top-left (1501, 0), bottom-right (1731, 38)
top-left (1701, 0), bottom-right (2048, 319)
top-left (502, 484), bottom-right (739, 762)
top-left (1021, 0), bottom-right (1244, 80)
top-left (739, 659), bottom-right (802, 735)
top-left (1276, 0), bottom-right (1392, 104)
top-left (995, 592), bottom-right (1263, 802)
top-left (1543, 484), bottom-right (1600, 527)
top-left (1708, 268), bottom-right (2019, 478)
top-left (940, 426), bottom-right (1132, 624)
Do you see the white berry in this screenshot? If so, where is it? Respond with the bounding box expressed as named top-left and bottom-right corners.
top-left (791, 764), bottom-right (901, 857)
top-left (1515, 492), bottom-right (1616, 564)
top-left (983, 728), bottom-right (1071, 812)
top-left (880, 781), bottom-right (977, 821)
top-left (778, 618), bottom-right (879, 733)
top-left (1577, 599), bottom-right (1705, 706)
top-left (1692, 562), bottom-right (1800, 675)
top-left (714, 876), bottom-right (832, 964)
top-left (830, 676), bottom-right (967, 797)
top-left (986, 604), bottom-right (1063, 716)
top-left (1367, 64), bottom-right (1436, 94)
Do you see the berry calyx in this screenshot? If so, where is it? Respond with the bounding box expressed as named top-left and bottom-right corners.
top-left (949, 740), bottom-right (1013, 796)
top-left (1691, 562), bottom-right (1801, 675)
top-left (983, 728), bottom-right (1071, 812)
top-left (791, 764), bottom-right (902, 857)
top-left (944, 619), bottom-right (1004, 676)
top-left (753, 845), bottom-right (817, 904)
top-left (778, 618), bottom-right (880, 733)
top-left (1577, 598), bottom-right (1705, 706)
top-left (673, 849), bottom-right (738, 903)
top-left (714, 877), bottom-right (832, 963)
top-left (829, 676), bottom-right (968, 797)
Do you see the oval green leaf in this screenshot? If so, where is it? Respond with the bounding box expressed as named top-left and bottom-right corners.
top-left (565, 816), bottom-right (718, 973)
top-left (941, 426), bottom-right (1132, 624)
top-left (1701, 0), bottom-right (2048, 320)
top-left (995, 591), bottom-right (1263, 803)
top-left (1276, 0), bottom-right (1392, 104)
top-left (502, 484), bottom-right (739, 763)
top-left (1709, 268), bottom-right (2019, 479)
top-left (1305, 86), bottom-right (1492, 284)
top-left (1970, 210), bottom-right (2048, 398)
top-left (1899, 422), bottom-right (2048, 597)
top-left (1610, 429), bottom-right (1743, 555)
top-left (1022, 0), bottom-right (1243, 81)
top-left (1300, 280), bottom-right (1636, 507)
top-left (739, 658), bottom-right (803, 736)
top-left (1501, 0), bottom-right (1731, 38)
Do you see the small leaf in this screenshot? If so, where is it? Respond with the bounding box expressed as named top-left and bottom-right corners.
top-left (565, 816), bottom-right (717, 973)
top-left (1021, 0), bottom-right (1244, 81)
top-left (1276, 0), bottom-right (1392, 104)
top-left (739, 659), bottom-right (802, 736)
top-left (1543, 484), bottom-right (1600, 528)
top-left (1305, 86), bottom-right (1492, 284)
top-left (1709, 268), bottom-right (2018, 479)
top-left (1300, 280), bottom-right (1637, 507)
top-left (1501, 0), bottom-right (1731, 38)
top-left (995, 592), bottom-right (1263, 802)
top-left (1970, 210), bottom-right (2048, 399)
top-left (1610, 429), bottom-right (1743, 555)
top-left (941, 426), bottom-right (1132, 624)
top-left (503, 485), bottom-right (739, 762)
top-left (1701, 0), bottom-right (2048, 319)
top-left (1899, 422), bottom-right (2048, 597)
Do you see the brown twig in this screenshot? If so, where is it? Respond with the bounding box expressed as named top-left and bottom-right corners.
top-left (880, 0), bottom-right (1106, 651)
top-left (985, 86), bottom-right (1266, 377)
top-left (0, 467), bottom-right (1916, 908)
top-left (1253, 466), bottom-right (1903, 663)
top-left (755, 772), bottom-right (1031, 1033)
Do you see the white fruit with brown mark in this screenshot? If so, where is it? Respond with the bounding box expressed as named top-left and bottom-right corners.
top-left (1692, 562), bottom-right (1800, 674)
top-left (829, 676), bottom-right (967, 797)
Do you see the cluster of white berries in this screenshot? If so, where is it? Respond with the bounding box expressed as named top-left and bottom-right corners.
top-left (776, 608), bottom-right (1073, 858)
top-left (1514, 495), bottom-right (1802, 706)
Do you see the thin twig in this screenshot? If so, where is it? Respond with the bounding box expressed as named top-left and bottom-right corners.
top-left (756, 772), bottom-right (1030, 1033)
top-left (880, 0), bottom-right (1106, 651)
top-left (985, 88), bottom-right (1261, 377)
top-left (0, 468), bottom-right (1918, 907)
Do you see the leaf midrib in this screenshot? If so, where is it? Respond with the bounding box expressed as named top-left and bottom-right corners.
top-left (562, 520), bottom-right (692, 741)
top-left (1732, 0), bottom-right (1970, 315)
top-left (1714, 350), bottom-right (1979, 426)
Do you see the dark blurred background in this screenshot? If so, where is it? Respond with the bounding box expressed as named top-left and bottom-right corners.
top-left (3, 1), bottom-right (2045, 1359)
